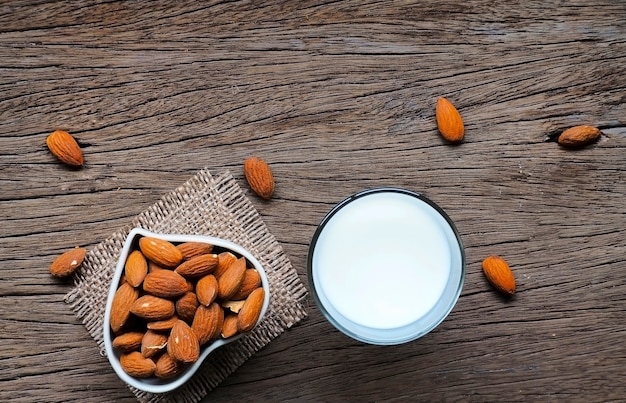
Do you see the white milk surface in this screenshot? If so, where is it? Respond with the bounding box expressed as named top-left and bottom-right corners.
top-left (313, 192), bottom-right (451, 329)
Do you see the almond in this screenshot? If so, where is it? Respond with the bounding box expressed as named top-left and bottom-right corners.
top-left (191, 302), bottom-right (224, 346)
top-left (130, 295), bottom-right (175, 321)
top-left (49, 247), bottom-right (87, 278)
top-left (147, 260), bottom-right (166, 273)
top-left (146, 315), bottom-right (179, 331)
top-left (232, 269), bottom-right (261, 300)
top-left (482, 255), bottom-right (516, 295)
top-left (221, 313), bottom-right (239, 339)
top-left (142, 270), bottom-right (188, 298)
top-left (167, 320), bottom-right (200, 364)
top-left (244, 156), bottom-right (275, 199)
top-left (155, 352), bottom-right (186, 379)
top-left (46, 129), bottom-right (83, 167)
top-left (119, 351), bottom-right (156, 378)
top-left (110, 282), bottom-right (139, 333)
top-left (237, 287), bottom-right (265, 333)
top-left (111, 331), bottom-right (144, 352)
top-left (435, 97), bottom-right (464, 143)
top-left (218, 257), bottom-right (247, 300)
top-left (176, 242), bottom-right (214, 260)
top-left (141, 330), bottom-right (168, 358)
top-left (557, 125), bottom-right (601, 148)
top-left (176, 292), bottom-right (199, 324)
top-left (215, 251), bottom-right (237, 279)
top-left (124, 250), bottom-right (148, 287)
top-left (138, 237), bottom-right (183, 268)
top-left (175, 253), bottom-right (218, 279)
top-left (196, 274), bottom-right (218, 306)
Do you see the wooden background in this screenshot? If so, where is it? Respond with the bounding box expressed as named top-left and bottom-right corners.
top-left (1, 1), bottom-right (625, 401)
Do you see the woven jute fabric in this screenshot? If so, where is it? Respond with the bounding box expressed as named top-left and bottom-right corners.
top-left (65, 169), bottom-right (309, 403)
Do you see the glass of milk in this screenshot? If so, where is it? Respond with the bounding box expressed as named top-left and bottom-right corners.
top-left (307, 188), bottom-right (465, 345)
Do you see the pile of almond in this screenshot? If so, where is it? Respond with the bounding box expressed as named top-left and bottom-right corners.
top-left (109, 236), bottom-right (265, 379)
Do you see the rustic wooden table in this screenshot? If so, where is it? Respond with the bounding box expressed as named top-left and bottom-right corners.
top-left (1, 1), bottom-right (625, 402)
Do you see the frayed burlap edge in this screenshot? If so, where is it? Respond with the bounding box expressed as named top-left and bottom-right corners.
top-left (65, 169), bottom-right (308, 403)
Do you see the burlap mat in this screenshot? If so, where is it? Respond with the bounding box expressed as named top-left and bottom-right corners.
top-left (65, 168), bottom-right (309, 403)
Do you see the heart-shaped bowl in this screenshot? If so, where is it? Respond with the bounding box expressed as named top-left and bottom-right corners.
top-left (103, 228), bottom-right (270, 394)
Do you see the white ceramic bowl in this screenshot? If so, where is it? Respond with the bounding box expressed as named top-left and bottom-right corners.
top-left (103, 228), bottom-right (270, 394)
top-left (307, 188), bottom-right (465, 345)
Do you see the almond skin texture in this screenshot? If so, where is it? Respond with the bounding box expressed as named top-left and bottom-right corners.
top-left (196, 274), bottom-right (219, 306)
top-left (112, 331), bottom-right (144, 352)
top-left (141, 330), bottom-right (169, 358)
top-left (215, 251), bottom-right (237, 279)
top-left (120, 351), bottom-right (156, 378)
top-left (232, 269), bottom-right (261, 300)
top-left (142, 270), bottom-right (188, 298)
top-left (138, 237), bottom-right (183, 268)
top-left (176, 242), bottom-right (214, 260)
top-left (130, 295), bottom-right (175, 321)
top-left (244, 156), bottom-right (275, 199)
top-left (168, 320), bottom-right (200, 364)
top-left (237, 287), bottom-right (265, 333)
top-left (175, 292), bottom-right (199, 324)
top-left (146, 315), bottom-right (179, 331)
top-left (175, 253), bottom-right (218, 279)
top-left (435, 97), bottom-right (464, 143)
top-left (557, 125), bottom-right (601, 148)
top-left (221, 314), bottom-right (239, 338)
top-left (124, 250), bottom-right (148, 287)
top-left (218, 257), bottom-right (247, 300)
top-left (110, 282), bottom-right (140, 333)
top-left (155, 352), bottom-right (186, 379)
top-left (50, 247), bottom-right (86, 278)
top-left (482, 255), bottom-right (516, 295)
top-left (191, 302), bottom-right (224, 345)
top-left (46, 129), bottom-right (83, 167)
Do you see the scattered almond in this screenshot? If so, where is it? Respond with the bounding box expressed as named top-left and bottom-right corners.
top-left (482, 255), bottom-right (516, 295)
top-left (435, 97), bottom-right (464, 143)
top-left (49, 247), bottom-right (87, 278)
top-left (557, 125), bottom-right (601, 148)
top-left (46, 129), bottom-right (84, 167)
top-left (244, 156), bottom-right (275, 199)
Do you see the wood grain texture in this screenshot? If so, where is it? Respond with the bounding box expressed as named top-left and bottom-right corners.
top-left (1, 0), bottom-right (625, 401)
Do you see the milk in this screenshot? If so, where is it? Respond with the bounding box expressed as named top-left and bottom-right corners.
top-left (312, 191), bottom-right (453, 330)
